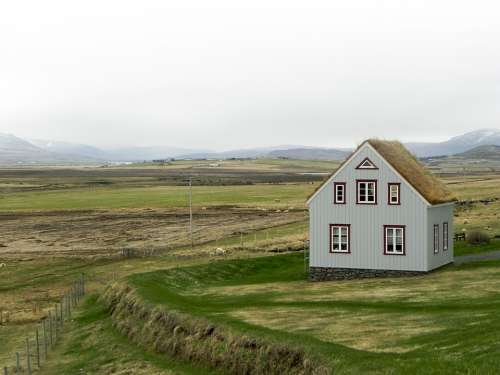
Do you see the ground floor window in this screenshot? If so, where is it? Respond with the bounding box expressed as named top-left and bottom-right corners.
top-left (434, 224), bottom-right (439, 253)
top-left (384, 225), bottom-right (405, 255)
top-left (443, 222), bottom-right (449, 251)
top-left (330, 224), bottom-right (350, 253)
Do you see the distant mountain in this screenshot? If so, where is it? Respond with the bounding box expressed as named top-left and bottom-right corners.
top-left (267, 147), bottom-right (350, 161)
top-left (178, 145), bottom-right (307, 160)
top-left (454, 145), bottom-right (500, 160)
top-left (0, 133), bottom-right (81, 164)
top-left (105, 146), bottom-right (209, 161)
top-left (406, 129), bottom-right (500, 157)
top-left (3, 128), bottom-right (500, 164)
top-left (30, 139), bottom-right (108, 160)
top-left (30, 139), bottom-right (207, 162)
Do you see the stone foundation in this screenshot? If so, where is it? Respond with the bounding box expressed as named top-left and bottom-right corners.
top-left (309, 266), bottom-right (426, 281)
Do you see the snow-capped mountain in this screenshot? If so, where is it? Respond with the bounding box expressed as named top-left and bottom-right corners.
top-left (406, 129), bottom-right (500, 157)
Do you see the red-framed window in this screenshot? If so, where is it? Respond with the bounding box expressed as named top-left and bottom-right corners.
top-left (333, 182), bottom-right (346, 204)
top-left (356, 180), bottom-right (377, 204)
top-left (433, 224), bottom-right (439, 254)
top-left (384, 225), bottom-right (405, 255)
top-left (443, 222), bottom-right (449, 251)
top-left (330, 224), bottom-right (350, 253)
top-left (388, 183), bottom-right (400, 205)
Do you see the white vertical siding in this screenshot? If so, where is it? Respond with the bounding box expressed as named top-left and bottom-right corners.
top-left (427, 204), bottom-right (454, 270)
top-left (309, 145), bottom-right (431, 272)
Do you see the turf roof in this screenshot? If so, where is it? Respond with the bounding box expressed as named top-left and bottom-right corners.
top-left (308, 139), bottom-right (456, 205)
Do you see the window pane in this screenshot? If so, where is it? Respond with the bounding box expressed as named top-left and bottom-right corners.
top-left (386, 227), bottom-right (404, 253)
top-left (391, 186), bottom-right (398, 201)
top-left (332, 225), bottom-right (349, 252)
top-left (387, 229), bottom-right (394, 252)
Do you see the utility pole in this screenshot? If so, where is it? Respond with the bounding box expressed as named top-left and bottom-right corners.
top-left (189, 177), bottom-right (193, 249)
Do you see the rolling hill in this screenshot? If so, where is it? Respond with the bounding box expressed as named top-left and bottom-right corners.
top-left (2, 128), bottom-right (500, 164)
top-left (454, 145), bottom-right (500, 160)
top-left (0, 133), bottom-right (83, 164)
top-left (406, 129), bottom-right (500, 157)
top-left (267, 147), bottom-right (350, 160)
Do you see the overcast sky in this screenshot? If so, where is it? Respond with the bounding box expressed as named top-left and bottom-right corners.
top-left (1, 0), bottom-right (499, 150)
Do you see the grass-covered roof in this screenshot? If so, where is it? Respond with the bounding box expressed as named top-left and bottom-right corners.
top-left (308, 139), bottom-right (456, 205)
top-left (367, 139), bottom-right (456, 204)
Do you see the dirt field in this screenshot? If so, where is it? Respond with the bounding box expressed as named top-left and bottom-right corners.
top-left (0, 207), bottom-right (306, 260)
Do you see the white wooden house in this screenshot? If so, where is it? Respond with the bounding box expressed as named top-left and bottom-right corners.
top-left (307, 139), bottom-right (456, 280)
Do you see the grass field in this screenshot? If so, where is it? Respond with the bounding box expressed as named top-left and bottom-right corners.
top-left (128, 253), bottom-right (500, 374)
top-left (0, 184), bottom-right (312, 211)
top-left (2, 162), bottom-right (500, 373)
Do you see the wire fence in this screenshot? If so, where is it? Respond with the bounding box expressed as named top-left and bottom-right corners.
top-left (2, 274), bottom-right (85, 375)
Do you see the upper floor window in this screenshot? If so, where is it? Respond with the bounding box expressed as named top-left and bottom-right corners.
top-left (357, 180), bottom-right (377, 204)
top-left (384, 225), bottom-right (405, 255)
top-left (443, 222), bottom-right (449, 251)
top-left (433, 224), bottom-right (439, 254)
top-left (356, 157), bottom-right (378, 169)
top-left (388, 183), bottom-right (400, 205)
top-left (330, 224), bottom-right (350, 253)
top-left (334, 182), bottom-right (346, 204)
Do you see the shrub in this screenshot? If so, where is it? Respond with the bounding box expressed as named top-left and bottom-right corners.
top-left (467, 230), bottom-right (490, 245)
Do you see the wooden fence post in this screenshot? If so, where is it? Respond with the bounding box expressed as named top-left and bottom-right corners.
top-left (43, 318), bottom-right (48, 359)
top-left (53, 306), bottom-right (58, 342)
top-left (66, 295), bottom-right (72, 316)
top-left (36, 329), bottom-right (40, 368)
top-left (48, 311), bottom-right (53, 347)
top-left (82, 273), bottom-right (85, 296)
top-left (26, 338), bottom-right (31, 375)
top-left (15, 352), bottom-right (20, 373)
top-left (59, 302), bottom-right (63, 327)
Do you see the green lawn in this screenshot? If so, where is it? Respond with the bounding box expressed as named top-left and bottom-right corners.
top-left (0, 184), bottom-right (315, 211)
top-left (454, 238), bottom-right (500, 256)
top-left (128, 253), bottom-right (500, 374)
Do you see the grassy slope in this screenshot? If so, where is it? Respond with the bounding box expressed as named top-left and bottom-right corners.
top-left (129, 253), bottom-right (500, 374)
top-left (38, 295), bottom-right (222, 375)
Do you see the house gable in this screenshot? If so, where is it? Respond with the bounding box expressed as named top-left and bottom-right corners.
top-left (307, 142), bottom-right (430, 207)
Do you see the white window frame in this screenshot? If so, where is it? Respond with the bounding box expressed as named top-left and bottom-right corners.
top-left (334, 183), bottom-right (346, 204)
top-left (356, 157), bottom-right (378, 169)
top-left (330, 224), bottom-right (350, 253)
top-left (434, 224), bottom-right (439, 254)
top-left (443, 222), bottom-right (448, 251)
top-left (357, 180), bottom-right (377, 204)
top-left (388, 183), bottom-right (400, 205)
top-left (384, 226), bottom-right (405, 255)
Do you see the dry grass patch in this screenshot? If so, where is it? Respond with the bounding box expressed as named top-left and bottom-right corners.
top-left (230, 307), bottom-right (444, 353)
top-left (201, 266), bottom-right (500, 304)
